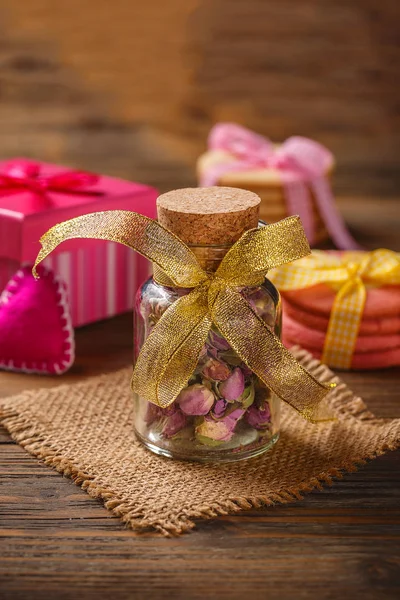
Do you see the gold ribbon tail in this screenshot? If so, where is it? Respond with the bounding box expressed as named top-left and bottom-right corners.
top-left (132, 285), bottom-right (212, 407)
top-left (211, 286), bottom-right (335, 422)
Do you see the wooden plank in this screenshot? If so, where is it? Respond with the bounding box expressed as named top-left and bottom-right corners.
top-left (0, 0), bottom-right (398, 195)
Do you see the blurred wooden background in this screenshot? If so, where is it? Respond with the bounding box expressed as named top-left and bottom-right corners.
top-left (0, 0), bottom-right (398, 196)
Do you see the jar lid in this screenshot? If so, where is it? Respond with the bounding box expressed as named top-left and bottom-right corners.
top-left (156, 186), bottom-right (261, 246)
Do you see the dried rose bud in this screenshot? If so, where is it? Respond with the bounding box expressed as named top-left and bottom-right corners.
top-left (144, 402), bottom-right (162, 426)
top-left (212, 398), bottom-right (227, 418)
top-left (195, 417), bottom-right (233, 445)
top-left (224, 407), bottom-right (245, 425)
top-left (245, 290), bottom-right (275, 328)
top-left (207, 346), bottom-right (219, 359)
top-left (176, 383), bottom-right (215, 416)
top-left (219, 367), bottom-right (245, 401)
top-left (199, 344), bottom-right (208, 359)
top-left (240, 363), bottom-right (253, 378)
top-left (201, 378), bottom-right (213, 391)
top-left (162, 410), bottom-right (187, 438)
top-left (239, 382), bottom-right (255, 408)
top-left (245, 402), bottom-right (271, 429)
top-left (219, 348), bottom-right (243, 367)
top-left (208, 329), bottom-right (230, 351)
top-left (202, 357), bottom-right (231, 381)
top-left (196, 407), bottom-right (245, 445)
top-left (161, 405), bottom-right (177, 417)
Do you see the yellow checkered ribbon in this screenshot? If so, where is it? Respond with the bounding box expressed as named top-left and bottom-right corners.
top-left (269, 249), bottom-right (400, 369)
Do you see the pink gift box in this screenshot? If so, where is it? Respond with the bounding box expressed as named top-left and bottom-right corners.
top-left (0, 158), bottom-right (158, 327)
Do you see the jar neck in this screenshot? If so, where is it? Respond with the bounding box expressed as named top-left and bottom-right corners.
top-left (188, 220), bottom-right (266, 272)
top-left (153, 222), bottom-right (267, 284)
top-left (189, 243), bottom-right (232, 272)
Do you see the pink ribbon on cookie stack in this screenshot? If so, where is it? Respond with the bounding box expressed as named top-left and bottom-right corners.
top-left (200, 123), bottom-right (360, 249)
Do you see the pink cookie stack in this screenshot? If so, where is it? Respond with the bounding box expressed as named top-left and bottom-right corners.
top-left (281, 284), bottom-right (400, 370)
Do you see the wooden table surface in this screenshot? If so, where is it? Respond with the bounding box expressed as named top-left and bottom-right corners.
top-left (0, 198), bottom-right (399, 600)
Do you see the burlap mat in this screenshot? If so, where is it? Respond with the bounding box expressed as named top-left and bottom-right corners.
top-left (1, 348), bottom-right (399, 536)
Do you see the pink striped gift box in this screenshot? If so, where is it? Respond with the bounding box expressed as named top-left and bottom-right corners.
top-left (0, 158), bottom-right (157, 327)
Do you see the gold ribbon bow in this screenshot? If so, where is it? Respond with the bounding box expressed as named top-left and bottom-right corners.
top-left (269, 249), bottom-right (400, 369)
top-left (33, 211), bottom-right (334, 421)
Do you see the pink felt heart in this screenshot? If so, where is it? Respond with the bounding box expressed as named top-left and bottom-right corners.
top-left (0, 265), bottom-right (74, 374)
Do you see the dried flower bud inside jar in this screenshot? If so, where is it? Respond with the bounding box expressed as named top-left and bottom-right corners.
top-left (133, 187), bottom-right (281, 462)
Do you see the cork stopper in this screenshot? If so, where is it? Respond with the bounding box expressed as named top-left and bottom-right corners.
top-left (157, 186), bottom-right (261, 246)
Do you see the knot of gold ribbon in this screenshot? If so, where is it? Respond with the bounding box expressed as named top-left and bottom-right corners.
top-left (33, 210), bottom-right (335, 422)
top-left (269, 249), bottom-right (400, 369)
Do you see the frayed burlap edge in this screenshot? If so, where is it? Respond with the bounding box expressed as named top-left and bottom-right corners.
top-left (0, 347), bottom-right (399, 536)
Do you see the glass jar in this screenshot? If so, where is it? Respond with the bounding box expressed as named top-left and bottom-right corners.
top-left (133, 237), bottom-right (282, 463)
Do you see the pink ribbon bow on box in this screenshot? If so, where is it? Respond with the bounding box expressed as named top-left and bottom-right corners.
top-left (200, 123), bottom-right (360, 249)
top-left (0, 159), bottom-right (103, 199)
